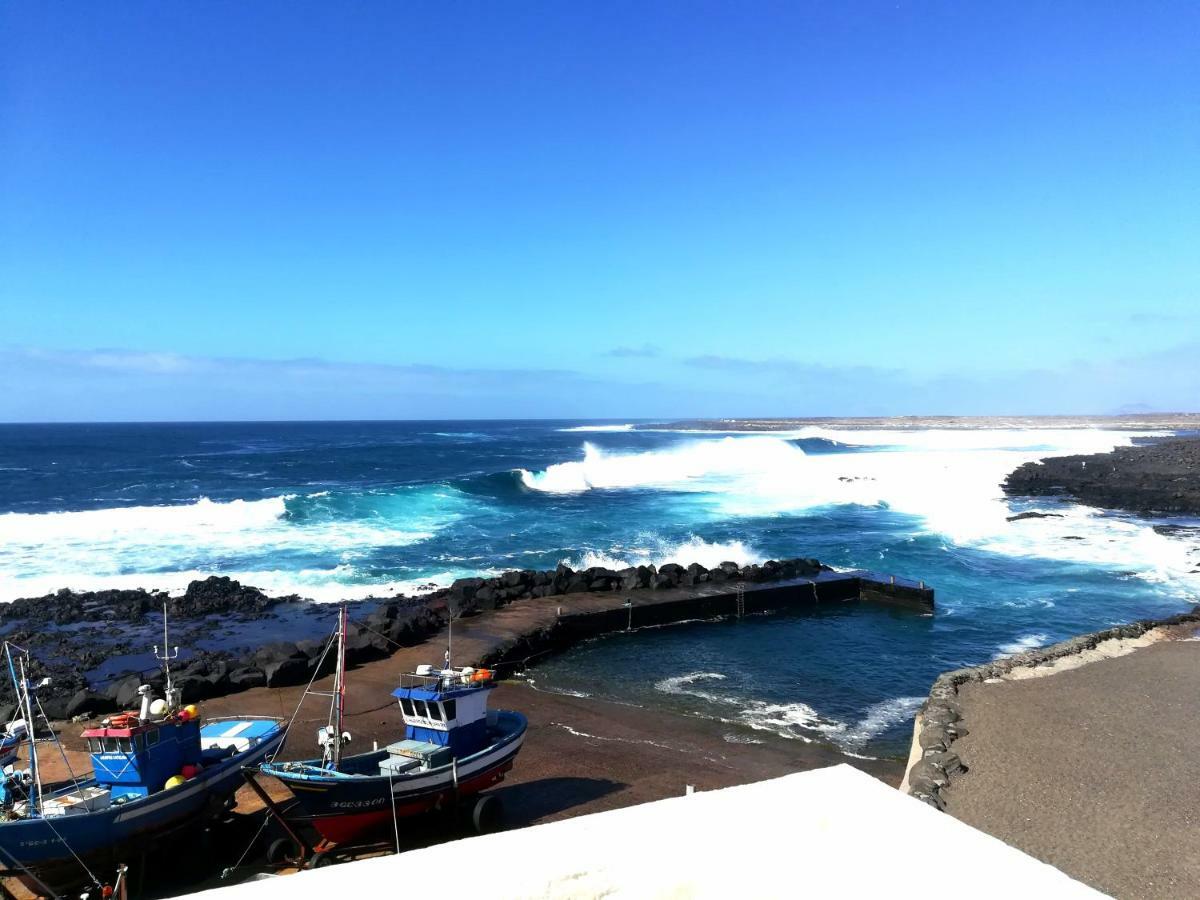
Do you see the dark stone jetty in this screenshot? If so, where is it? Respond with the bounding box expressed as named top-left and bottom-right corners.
top-left (0, 559), bottom-right (932, 723)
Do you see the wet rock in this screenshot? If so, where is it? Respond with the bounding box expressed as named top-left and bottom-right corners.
top-left (1004, 436), bottom-right (1200, 515)
top-left (170, 576), bottom-right (281, 618)
top-left (1006, 511), bottom-right (1065, 522)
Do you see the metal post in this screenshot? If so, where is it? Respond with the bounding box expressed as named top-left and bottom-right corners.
top-left (240, 768), bottom-right (311, 864)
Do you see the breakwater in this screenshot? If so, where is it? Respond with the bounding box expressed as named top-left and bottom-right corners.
top-left (902, 606), bottom-right (1200, 811)
top-left (0, 558), bottom-right (932, 724)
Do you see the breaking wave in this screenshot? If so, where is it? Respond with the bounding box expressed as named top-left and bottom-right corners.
top-left (566, 536), bottom-right (761, 572)
top-left (558, 424), bottom-right (637, 433)
top-left (996, 633), bottom-right (1051, 657)
top-left (0, 488), bottom-right (472, 604)
top-left (517, 429), bottom-right (1200, 593)
top-left (654, 671), bottom-right (922, 753)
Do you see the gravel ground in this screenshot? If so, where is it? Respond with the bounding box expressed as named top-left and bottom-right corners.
top-left (945, 639), bottom-right (1200, 899)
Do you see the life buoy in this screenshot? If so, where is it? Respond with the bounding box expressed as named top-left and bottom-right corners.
top-left (470, 669), bottom-right (492, 683)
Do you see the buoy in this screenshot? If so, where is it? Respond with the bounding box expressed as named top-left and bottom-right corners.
top-left (471, 669), bottom-right (492, 682)
top-left (180, 763), bottom-right (202, 779)
top-left (183, 704), bottom-right (199, 720)
top-left (149, 698), bottom-right (167, 717)
top-left (164, 775), bottom-right (186, 790)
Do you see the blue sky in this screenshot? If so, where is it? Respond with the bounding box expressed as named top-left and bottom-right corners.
top-left (2, 1), bottom-right (1197, 420)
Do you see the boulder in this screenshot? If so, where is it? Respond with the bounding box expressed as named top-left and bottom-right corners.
top-left (262, 655), bottom-right (312, 688)
top-left (66, 690), bottom-right (114, 719)
top-left (228, 667), bottom-right (267, 690)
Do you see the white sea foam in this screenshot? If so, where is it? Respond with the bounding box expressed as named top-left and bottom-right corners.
top-left (520, 428), bottom-right (1200, 594)
top-left (0, 490), bottom-right (471, 604)
top-left (996, 633), bottom-right (1050, 657)
top-left (568, 537), bottom-right (761, 572)
top-left (557, 424), bottom-right (637, 433)
top-left (835, 697), bottom-right (925, 751)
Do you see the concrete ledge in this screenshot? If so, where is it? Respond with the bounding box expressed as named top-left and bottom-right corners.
top-left (194, 765), bottom-right (1097, 898)
top-left (903, 607), bottom-right (1200, 808)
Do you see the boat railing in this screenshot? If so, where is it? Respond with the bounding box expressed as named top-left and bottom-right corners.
top-left (395, 672), bottom-right (489, 692)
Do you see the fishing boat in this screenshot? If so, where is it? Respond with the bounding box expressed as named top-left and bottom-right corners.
top-left (0, 610), bottom-right (287, 893)
top-left (257, 606), bottom-right (527, 857)
top-left (0, 719), bottom-right (27, 769)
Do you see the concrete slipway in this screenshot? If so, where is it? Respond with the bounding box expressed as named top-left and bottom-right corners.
top-left (193, 765), bottom-right (1098, 899)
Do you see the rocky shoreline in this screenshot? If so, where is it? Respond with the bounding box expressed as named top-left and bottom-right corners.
top-left (1003, 435), bottom-right (1200, 515)
top-left (0, 557), bottom-right (830, 722)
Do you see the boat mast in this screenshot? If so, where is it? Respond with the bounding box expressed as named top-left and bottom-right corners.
top-left (330, 604), bottom-right (347, 769)
top-left (154, 601), bottom-right (179, 709)
top-left (16, 655), bottom-right (41, 817)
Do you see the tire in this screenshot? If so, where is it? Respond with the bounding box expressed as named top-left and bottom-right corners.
top-left (471, 794), bottom-right (503, 835)
top-left (266, 837), bottom-right (300, 866)
top-left (309, 851), bottom-right (335, 869)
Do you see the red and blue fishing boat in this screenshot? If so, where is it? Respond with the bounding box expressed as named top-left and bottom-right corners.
top-left (258, 607), bottom-right (527, 854)
top-left (0, 614), bottom-right (287, 893)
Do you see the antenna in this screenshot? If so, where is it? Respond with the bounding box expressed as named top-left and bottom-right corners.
top-left (446, 607), bottom-right (453, 672)
top-left (154, 601), bottom-right (179, 707)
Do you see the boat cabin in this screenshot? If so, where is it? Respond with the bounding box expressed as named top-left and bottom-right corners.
top-left (390, 665), bottom-right (496, 758)
top-left (81, 717), bottom-right (202, 801)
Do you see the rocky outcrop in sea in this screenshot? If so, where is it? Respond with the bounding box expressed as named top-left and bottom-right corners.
top-left (1003, 436), bottom-right (1200, 515)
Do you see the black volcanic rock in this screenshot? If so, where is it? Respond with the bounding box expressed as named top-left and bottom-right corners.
top-left (1004, 437), bottom-right (1200, 515)
top-left (1006, 511), bottom-right (1065, 522)
top-left (170, 576), bottom-right (284, 618)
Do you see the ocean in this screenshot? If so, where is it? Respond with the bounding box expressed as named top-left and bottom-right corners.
top-left (2, 419), bottom-right (1197, 758)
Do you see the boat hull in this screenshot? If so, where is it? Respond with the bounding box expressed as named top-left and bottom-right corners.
top-left (268, 711), bottom-right (526, 847)
top-left (0, 720), bottom-right (286, 879)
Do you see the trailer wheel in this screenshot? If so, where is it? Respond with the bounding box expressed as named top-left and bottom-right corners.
top-left (309, 851), bottom-right (334, 869)
top-left (471, 794), bottom-right (503, 835)
top-left (266, 837), bottom-right (300, 866)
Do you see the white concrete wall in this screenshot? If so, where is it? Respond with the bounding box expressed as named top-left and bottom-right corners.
top-left (195, 764), bottom-right (1101, 898)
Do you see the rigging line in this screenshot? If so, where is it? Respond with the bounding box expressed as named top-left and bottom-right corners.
top-left (29, 800), bottom-right (103, 889)
top-left (266, 629), bottom-right (338, 766)
top-left (225, 814), bottom-right (272, 876)
top-left (32, 694), bottom-right (87, 799)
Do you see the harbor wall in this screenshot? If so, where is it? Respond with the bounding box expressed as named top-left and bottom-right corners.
top-left (902, 607), bottom-right (1200, 810)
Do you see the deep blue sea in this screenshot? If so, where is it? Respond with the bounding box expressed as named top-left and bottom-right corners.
top-left (2, 420), bottom-right (1197, 757)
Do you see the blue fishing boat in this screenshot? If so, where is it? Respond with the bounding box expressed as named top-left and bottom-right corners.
top-left (0, 720), bottom-right (27, 770)
top-left (0, 614), bottom-right (287, 893)
top-left (258, 607), bottom-right (526, 858)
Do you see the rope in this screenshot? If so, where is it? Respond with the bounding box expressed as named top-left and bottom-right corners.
top-left (34, 695), bottom-right (88, 798)
top-left (224, 814), bottom-right (272, 878)
top-left (266, 630), bottom-right (337, 765)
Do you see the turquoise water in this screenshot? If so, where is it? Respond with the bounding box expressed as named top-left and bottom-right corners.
top-left (1, 420), bottom-right (1196, 756)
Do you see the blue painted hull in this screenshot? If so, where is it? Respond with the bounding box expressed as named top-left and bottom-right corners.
top-left (0, 722), bottom-right (286, 876)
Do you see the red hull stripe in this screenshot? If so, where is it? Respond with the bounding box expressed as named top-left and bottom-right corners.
top-left (310, 761), bottom-right (513, 846)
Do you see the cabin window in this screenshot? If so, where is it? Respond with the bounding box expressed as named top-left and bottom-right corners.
top-left (132, 734), bottom-right (145, 752)
top-left (443, 699), bottom-right (456, 721)
top-left (399, 698), bottom-right (414, 717)
top-left (427, 703), bottom-right (443, 722)
top-left (414, 700), bottom-right (429, 719)
top-left (103, 737), bottom-right (119, 752)
top-left (146, 730), bottom-right (159, 747)
top-left (88, 738), bottom-right (101, 753)
top-left (118, 737), bottom-right (133, 753)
